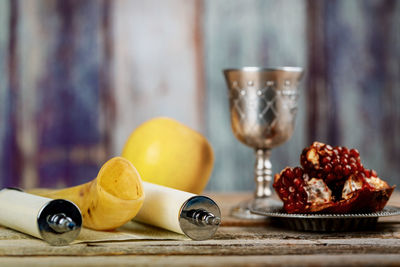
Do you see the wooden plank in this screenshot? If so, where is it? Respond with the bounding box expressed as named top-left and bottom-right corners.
top-left (0, 234), bottom-right (399, 257)
top-left (0, 0), bottom-right (23, 188)
top-left (0, 0), bottom-right (10, 188)
top-left (305, 0), bottom-right (330, 144)
top-left (34, 0), bottom-right (107, 187)
top-left (98, 0), bottom-right (116, 158)
top-left (15, 0), bottom-right (41, 189)
top-left (204, 0), bottom-right (307, 192)
top-left (112, 0), bottom-right (204, 155)
top-left (1, 254), bottom-right (400, 267)
top-left (14, 0), bottom-right (111, 188)
top-left (305, 0), bottom-right (400, 187)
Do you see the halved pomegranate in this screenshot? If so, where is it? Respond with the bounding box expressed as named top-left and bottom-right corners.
top-left (274, 142), bottom-right (395, 214)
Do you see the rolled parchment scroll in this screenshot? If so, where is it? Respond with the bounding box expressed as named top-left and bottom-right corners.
top-left (0, 188), bottom-right (82, 246)
top-left (134, 182), bottom-right (221, 240)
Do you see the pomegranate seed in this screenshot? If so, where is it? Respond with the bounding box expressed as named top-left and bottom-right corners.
top-left (344, 165), bottom-right (351, 176)
top-left (334, 165), bottom-right (343, 175)
top-left (332, 158), bottom-right (340, 166)
top-left (350, 163), bottom-right (357, 172)
top-left (350, 149), bottom-right (360, 158)
top-left (294, 167), bottom-right (303, 177)
top-left (285, 203), bottom-right (294, 211)
top-left (281, 177), bottom-right (287, 186)
top-left (284, 169), bottom-right (294, 180)
top-left (356, 162), bottom-right (363, 170)
top-left (293, 178), bottom-right (302, 187)
top-left (322, 156), bottom-right (331, 164)
top-left (333, 148), bottom-right (339, 156)
top-left (323, 164), bottom-right (332, 173)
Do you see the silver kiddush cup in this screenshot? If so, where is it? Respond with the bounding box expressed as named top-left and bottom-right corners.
top-left (223, 67), bottom-right (303, 219)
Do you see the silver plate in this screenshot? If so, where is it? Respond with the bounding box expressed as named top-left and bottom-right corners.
top-left (250, 203), bottom-right (400, 232)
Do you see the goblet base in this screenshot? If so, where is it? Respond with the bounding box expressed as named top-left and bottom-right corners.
top-left (230, 197), bottom-right (281, 220)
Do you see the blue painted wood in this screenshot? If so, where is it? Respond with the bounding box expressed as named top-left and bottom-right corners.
top-left (318, 0), bottom-right (400, 186)
top-left (0, 0), bottom-right (22, 188)
top-left (204, 0), bottom-right (307, 191)
top-left (0, 0), bottom-right (112, 188)
top-left (0, 0), bottom-right (8, 187)
top-left (205, 0), bottom-right (400, 191)
top-left (34, 0), bottom-right (107, 187)
top-left (110, 0), bottom-right (204, 154)
top-left (0, 0), bottom-right (399, 191)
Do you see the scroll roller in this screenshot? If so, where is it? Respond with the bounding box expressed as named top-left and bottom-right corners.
top-left (0, 188), bottom-right (82, 246)
top-left (134, 182), bottom-right (221, 240)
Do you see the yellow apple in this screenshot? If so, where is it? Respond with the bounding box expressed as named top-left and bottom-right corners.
top-left (121, 117), bottom-right (214, 194)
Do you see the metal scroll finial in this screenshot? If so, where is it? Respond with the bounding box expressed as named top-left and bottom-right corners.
top-left (185, 209), bottom-right (221, 227)
top-left (47, 213), bottom-right (78, 233)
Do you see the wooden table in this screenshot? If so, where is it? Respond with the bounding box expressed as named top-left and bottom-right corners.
top-left (0, 192), bottom-right (399, 266)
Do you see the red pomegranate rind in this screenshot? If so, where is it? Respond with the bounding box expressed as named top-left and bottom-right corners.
top-left (366, 187), bottom-right (394, 212)
top-left (325, 187), bottom-right (394, 213)
top-left (332, 171), bottom-right (395, 213)
top-left (362, 169), bottom-right (391, 191)
top-left (314, 171), bottom-right (394, 213)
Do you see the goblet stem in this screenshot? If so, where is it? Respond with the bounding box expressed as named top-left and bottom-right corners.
top-left (230, 149), bottom-right (279, 219)
top-left (254, 149), bottom-right (272, 198)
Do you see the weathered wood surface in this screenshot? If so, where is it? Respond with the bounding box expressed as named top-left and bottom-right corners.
top-left (1, 255), bottom-right (400, 267)
top-left (0, 192), bottom-right (399, 266)
top-left (1, 0), bottom-right (400, 191)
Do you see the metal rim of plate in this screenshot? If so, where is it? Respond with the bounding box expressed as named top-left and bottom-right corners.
top-left (250, 204), bottom-right (400, 232)
top-left (251, 205), bottom-right (400, 218)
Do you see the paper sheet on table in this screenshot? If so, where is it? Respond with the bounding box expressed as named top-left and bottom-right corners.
top-left (72, 221), bottom-right (189, 244)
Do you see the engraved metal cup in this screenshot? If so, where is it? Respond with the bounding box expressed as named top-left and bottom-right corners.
top-left (223, 67), bottom-right (303, 219)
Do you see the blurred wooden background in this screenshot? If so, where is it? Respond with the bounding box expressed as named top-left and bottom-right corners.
top-left (0, 0), bottom-right (399, 191)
